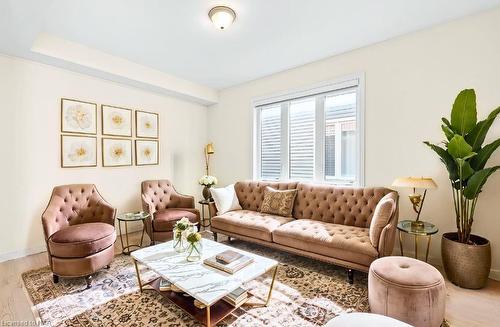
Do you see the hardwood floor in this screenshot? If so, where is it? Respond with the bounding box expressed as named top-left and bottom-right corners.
top-left (1, 231), bottom-right (499, 326)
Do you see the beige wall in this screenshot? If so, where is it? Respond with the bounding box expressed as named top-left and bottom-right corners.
top-left (0, 55), bottom-right (207, 260)
top-left (208, 8), bottom-right (500, 278)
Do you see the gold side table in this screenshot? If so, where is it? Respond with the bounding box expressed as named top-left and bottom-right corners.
top-left (117, 211), bottom-right (150, 255)
top-left (198, 200), bottom-right (214, 230)
top-left (397, 220), bottom-right (438, 262)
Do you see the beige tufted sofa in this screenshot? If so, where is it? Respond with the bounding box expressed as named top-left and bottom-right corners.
top-left (41, 184), bottom-right (117, 288)
top-left (210, 181), bottom-right (399, 282)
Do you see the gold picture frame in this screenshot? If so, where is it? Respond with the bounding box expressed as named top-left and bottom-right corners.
top-left (135, 110), bottom-right (159, 138)
top-left (60, 134), bottom-right (97, 168)
top-left (61, 98), bottom-right (97, 135)
top-left (135, 139), bottom-right (159, 166)
top-left (102, 137), bottom-right (133, 167)
top-left (101, 104), bottom-right (133, 137)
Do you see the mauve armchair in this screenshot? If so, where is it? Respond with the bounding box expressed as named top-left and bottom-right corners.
top-left (141, 180), bottom-right (200, 244)
top-left (41, 184), bottom-right (117, 288)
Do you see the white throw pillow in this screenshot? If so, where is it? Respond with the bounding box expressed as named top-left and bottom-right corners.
top-left (210, 184), bottom-right (242, 215)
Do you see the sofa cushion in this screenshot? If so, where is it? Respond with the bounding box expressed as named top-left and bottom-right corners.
top-left (369, 192), bottom-right (397, 247)
top-left (211, 210), bottom-right (294, 242)
top-left (48, 222), bottom-right (116, 258)
top-left (153, 209), bottom-right (198, 231)
top-left (261, 187), bottom-right (297, 217)
top-left (272, 219), bottom-right (378, 266)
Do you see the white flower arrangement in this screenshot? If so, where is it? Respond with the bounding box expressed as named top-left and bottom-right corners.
top-left (198, 175), bottom-right (218, 187)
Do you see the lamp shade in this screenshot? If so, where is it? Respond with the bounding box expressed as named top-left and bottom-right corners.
top-left (205, 143), bottom-right (215, 154)
top-left (392, 177), bottom-right (437, 189)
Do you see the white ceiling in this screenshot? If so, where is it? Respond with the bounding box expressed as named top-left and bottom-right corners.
top-left (2, 0), bottom-right (500, 92)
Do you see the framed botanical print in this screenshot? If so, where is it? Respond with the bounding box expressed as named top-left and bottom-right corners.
top-left (102, 138), bottom-right (133, 167)
top-left (136, 110), bottom-right (159, 138)
top-left (101, 105), bottom-right (132, 137)
top-left (135, 140), bottom-right (159, 166)
top-left (61, 98), bottom-right (97, 134)
top-left (61, 135), bottom-right (97, 168)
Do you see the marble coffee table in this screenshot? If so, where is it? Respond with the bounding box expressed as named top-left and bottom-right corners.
top-left (131, 239), bottom-right (278, 327)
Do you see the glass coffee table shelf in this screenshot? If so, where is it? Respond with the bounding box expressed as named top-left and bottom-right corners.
top-left (132, 239), bottom-right (278, 327)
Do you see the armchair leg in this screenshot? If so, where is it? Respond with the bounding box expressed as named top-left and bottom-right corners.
top-left (104, 264), bottom-right (111, 269)
top-left (85, 275), bottom-right (93, 289)
top-left (213, 232), bottom-right (218, 242)
top-left (52, 274), bottom-right (59, 284)
top-left (347, 269), bottom-right (354, 284)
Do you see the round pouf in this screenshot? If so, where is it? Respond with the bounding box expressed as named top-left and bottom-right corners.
top-left (325, 313), bottom-right (411, 326)
top-left (368, 256), bottom-right (446, 327)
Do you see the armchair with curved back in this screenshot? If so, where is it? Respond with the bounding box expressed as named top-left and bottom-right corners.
top-left (41, 184), bottom-right (117, 288)
top-left (141, 180), bottom-right (200, 244)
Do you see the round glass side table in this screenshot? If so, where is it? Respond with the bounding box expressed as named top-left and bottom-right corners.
top-left (397, 220), bottom-right (438, 262)
top-left (117, 211), bottom-right (150, 255)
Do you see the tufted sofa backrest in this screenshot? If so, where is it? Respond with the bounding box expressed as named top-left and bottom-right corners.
top-left (41, 184), bottom-right (115, 239)
top-left (293, 183), bottom-right (395, 227)
top-left (234, 181), bottom-right (298, 212)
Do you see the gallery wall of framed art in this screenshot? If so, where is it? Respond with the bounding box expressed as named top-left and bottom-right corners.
top-left (60, 98), bottom-right (160, 168)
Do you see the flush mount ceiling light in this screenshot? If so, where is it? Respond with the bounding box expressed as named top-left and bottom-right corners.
top-left (208, 6), bottom-right (236, 30)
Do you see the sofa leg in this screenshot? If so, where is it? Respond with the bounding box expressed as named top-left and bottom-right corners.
top-left (52, 274), bottom-right (59, 284)
top-left (104, 264), bottom-right (111, 269)
top-left (347, 269), bottom-right (354, 284)
top-left (85, 275), bottom-right (93, 289)
top-left (213, 232), bottom-right (218, 242)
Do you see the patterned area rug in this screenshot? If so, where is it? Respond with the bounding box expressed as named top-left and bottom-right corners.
top-left (22, 240), bottom-right (371, 326)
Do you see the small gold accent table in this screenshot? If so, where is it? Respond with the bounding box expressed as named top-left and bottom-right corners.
top-left (117, 211), bottom-right (149, 255)
top-left (397, 220), bottom-right (438, 262)
top-left (198, 200), bottom-right (214, 229)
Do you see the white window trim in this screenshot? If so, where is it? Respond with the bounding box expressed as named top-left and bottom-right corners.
top-left (251, 73), bottom-right (365, 186)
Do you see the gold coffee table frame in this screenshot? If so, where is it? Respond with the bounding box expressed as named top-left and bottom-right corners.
top-left (117, 211), bottom-right (149, 255)
top-left (133, 260), bottom-right (278, 327)
top-left (397, 219), bottom-right (438, 262)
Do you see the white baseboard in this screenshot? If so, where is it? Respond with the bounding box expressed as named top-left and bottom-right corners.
top-left (0, 245), bottom-right (46, 263)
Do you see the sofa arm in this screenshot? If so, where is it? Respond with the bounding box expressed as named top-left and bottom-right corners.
top-left (98, 199), bottom-right (117, 226)
top-left (170, 193), bottom-right (195, 209)
top-left (369, 192), bottom-right (398, 251)
top-left (209, 202), bottom-right (217, 217)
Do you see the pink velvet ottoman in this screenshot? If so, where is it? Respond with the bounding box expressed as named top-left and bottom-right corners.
top-left (368, 256), bottom-right (446, 327)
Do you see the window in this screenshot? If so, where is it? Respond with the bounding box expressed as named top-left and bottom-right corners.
top-left (253, 75), bottom-right (364, 186)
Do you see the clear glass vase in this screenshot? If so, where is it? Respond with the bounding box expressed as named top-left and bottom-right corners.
top-left (173, 227), bottom-right (187, 253)
top-left (186, 240), bottom-right (203, 262)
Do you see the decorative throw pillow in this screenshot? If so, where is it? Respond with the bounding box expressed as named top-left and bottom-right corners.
top-left (210, 184), bottom-right (242, 215)
top-left (369, 192), bottom-right (397, 247)
top-left (260, 186), bottom-right (297, 217)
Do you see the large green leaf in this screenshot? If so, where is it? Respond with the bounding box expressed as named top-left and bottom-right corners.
top-left (456, 159), bottom-right (475, 180)
top-left (424, 141), bottom-right (458, 181)
top-left (451, 89), bottom-right (477, 135)
top-left (441, 124), bottom-right (454, 141)
top-left (463, 166), bottom-right (500, 199)
top-left (465, 106), bottom-right (500, 150)
top-left (447, 134), bottom-right (475, 159)
top-left (470, 138), bottom-right (500, 170)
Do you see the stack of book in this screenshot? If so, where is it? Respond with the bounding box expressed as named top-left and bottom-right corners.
top-left (222, 287), bottom-right (248, 307)
top-left (203, 250), bottom-right (254, 274)
top-left (159, 278), bottom-right (172, 291)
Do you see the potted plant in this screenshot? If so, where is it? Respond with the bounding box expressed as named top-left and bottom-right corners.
top-left (199, 175), bottom-right (218, 200)
top-left (424, 89), bottom-right (500, 289)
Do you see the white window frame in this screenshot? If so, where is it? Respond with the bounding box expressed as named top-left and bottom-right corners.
top-left (251, 73), bottom-right (365, 186)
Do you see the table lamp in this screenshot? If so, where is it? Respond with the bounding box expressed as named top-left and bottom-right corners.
top-left (391, 177), bottom-right (437, 228)
top-left (204, 143), bottom-right (215, 175)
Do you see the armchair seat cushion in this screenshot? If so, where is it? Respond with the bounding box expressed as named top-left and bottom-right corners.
top-left (211, 210), bottom-right (294, 242)
top-left (272, 219), bottom-right (378, 266)
top-left (48, 222), bottom-right (116, 258)
top-left (153, 209), bottom-right (199, 231)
